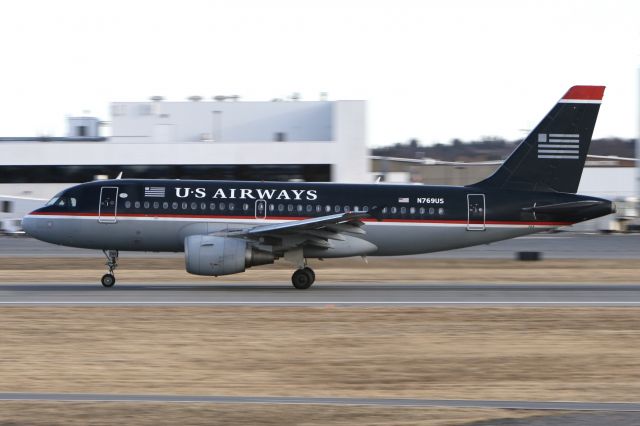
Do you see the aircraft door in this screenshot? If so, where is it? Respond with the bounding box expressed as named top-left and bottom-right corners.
top-left (467, 194), bottom-right (485, 231)
top-left (255, 199), bottom-right (267, 220)
top-left (99, 186), bottom-right (119, 224)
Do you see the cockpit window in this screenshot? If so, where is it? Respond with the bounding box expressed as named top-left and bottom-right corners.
top-left (46, 191), bottom-right (64, 206)
top-left (49, 194), bottom-right (78, 209)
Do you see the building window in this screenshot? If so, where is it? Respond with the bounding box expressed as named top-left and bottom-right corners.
top-left (1, 201), bottom-right (11, 213)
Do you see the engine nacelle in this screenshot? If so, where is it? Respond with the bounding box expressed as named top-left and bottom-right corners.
top-left (185, 235), bottom-right (274, 276)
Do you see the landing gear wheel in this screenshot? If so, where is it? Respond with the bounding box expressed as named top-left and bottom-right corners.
top-left (101, 250), bottom-right (119, 288)
top-left (101, 273), bottom-right (116, 288)
top-left (303, 267), bottom-right (315, 282)
top-left (292, 268), bottom-right (315, 290)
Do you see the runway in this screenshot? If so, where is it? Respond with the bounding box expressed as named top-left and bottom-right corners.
top-left (2, 283), bottom-right (640, 306)
top-left (0, 392), bottom-right (638, 411)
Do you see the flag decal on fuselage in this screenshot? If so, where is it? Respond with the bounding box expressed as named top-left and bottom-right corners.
top-left (537, 133), bottom-right (579, 160)
top-left (144, 186), bottom-right (166, 197)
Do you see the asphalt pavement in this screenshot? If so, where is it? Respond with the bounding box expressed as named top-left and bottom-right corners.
top-left (1, 282), bottom-right (640, 306)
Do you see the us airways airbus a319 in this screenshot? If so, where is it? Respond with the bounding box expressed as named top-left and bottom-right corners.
top-left (22, 85), bottom-right (614, 289)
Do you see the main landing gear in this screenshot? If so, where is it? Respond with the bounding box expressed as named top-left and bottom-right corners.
top-left (101, 249), bottom-right (119, 288)
top-left (291, 267), bottom-right (315, 290)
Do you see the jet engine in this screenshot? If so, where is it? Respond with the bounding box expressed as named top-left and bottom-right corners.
top-left (184, 235), bottom-right (274, 276)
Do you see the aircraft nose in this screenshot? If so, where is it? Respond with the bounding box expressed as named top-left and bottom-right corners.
top-left (21, 214), bottom-right (39, 238)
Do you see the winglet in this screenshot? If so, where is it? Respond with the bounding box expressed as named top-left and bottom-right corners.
top-left (560, 86), bottom-right (605, 103)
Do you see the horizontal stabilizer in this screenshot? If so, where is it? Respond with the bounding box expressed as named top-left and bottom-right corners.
top-left (522, 200), bottom-right (606, 215)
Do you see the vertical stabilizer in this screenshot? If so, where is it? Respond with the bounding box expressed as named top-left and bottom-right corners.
top-left (472, 85), bottom-right (605, 193)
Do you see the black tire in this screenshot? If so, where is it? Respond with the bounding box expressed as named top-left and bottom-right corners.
top-left (291, 269), bottom-right (313, 290)
top-left (303, 267), bottom-right (316, 283)
top-left (101, 273), bottom-right (116, 288)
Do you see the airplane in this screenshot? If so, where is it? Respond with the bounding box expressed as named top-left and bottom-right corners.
top-left (22, 85), bottom-right (614, 289)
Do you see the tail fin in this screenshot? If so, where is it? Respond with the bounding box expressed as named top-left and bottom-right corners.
top-left (472, 85), bottom-right (605, 193)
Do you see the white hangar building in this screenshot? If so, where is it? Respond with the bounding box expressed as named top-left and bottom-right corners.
top-left (0, 97), bottom-right (369, 200)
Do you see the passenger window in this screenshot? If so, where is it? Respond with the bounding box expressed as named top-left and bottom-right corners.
top-left (334, 205), bottom-right (340, 213)
top-left (269, 204), bottom-right (275, 212)
top-left (419, 207), bottom-right (425, 215)
top-left (438, 208), bottom-right (445, 215)
top-left (391, 207), bottom-right (397, 214)
top-left (135, 201), bottom-right (141, 209)
top-left (190, 202), bottom-right (197, 210)
top-left (410, 207), bottom-right (416, 214)
top-left (125, 201), bottom-right (131, 209)
top-left (219, 202), bottom-right (226, 210)
top-left (306, 205), bottom-right (312, 213)
top-left (278, 204), bottom-right (284, 212)
top-left (182, 202), bottom-right (187, 210)
top-left (172, 202), bottom-right (178, 210)
top-left (382, 207), bottom-right (388, 214)
top-left (70, 198), bottom-right (77, 208)
top-left (363, 206), bottom-right (369, 212)
top-left (153, 201), bottom-right (159, 209)
top-left (243, 203), bottom-right (249, 211)
top-left (400, 207), bottom-right (406, 214)
top-left (229, 203), bottom-right (235, 211)
top-left (316, 205), bottom-right (322, 213)
top-left (288, 204), bottom-right (293, 212)
top-left (297, 205), bottom-right (303, 212)
top-left (200, 202), bottom-right (206, 210)
top-left (163, 202), bottom-right (169, 209)
top-left (344, 206), bottom-right (350, 212)
top-left (325, 205), bottom-right (331, 213)
top-left (144, 201), bottom-right (150, 209)
top-left (210, 202), bottom-right (216, 210)
top-left (428, 207), bottom-right (435, 215)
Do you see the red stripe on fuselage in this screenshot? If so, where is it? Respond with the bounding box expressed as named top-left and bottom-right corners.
top-left (28, 211), bottom-right (573, 226)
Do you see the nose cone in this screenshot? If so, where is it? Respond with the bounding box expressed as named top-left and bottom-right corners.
top-left (21, 214), bottom-right (38, 238)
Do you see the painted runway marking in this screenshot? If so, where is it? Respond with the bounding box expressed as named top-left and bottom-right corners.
top-left (1, 301), bottom-right (640, 306)
top-left (0, 392), bottom-right (638, 411)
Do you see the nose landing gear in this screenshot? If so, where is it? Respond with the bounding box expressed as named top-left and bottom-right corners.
top-left (291, 267), bottom-right (315, 290)
top-left (101, 250), bottom-right (119, 288)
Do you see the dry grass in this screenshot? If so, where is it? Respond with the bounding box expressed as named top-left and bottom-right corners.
top-left (0, 307), bottom-right (639, 403)
top-left (0, 402), bottom-right (543, 426)
top-left (1, 257), bottom-right (640, 283)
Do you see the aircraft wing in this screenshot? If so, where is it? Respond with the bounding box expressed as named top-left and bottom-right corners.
top-left (229, 212), bottom-right (370, 239)
top-left (242, 211), bottom-right (369, 236)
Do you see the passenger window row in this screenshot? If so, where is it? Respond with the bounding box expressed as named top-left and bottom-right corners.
top-left (121, 201), bottom-right (445, 217)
